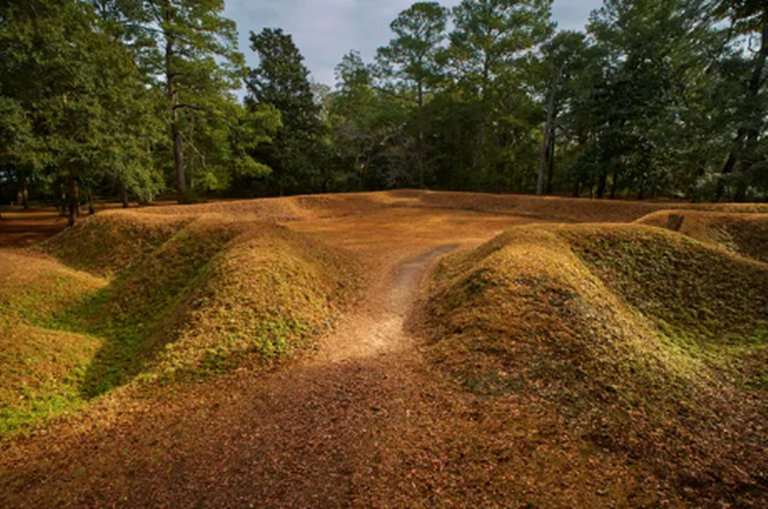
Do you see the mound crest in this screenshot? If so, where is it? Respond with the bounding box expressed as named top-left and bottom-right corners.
top-left (1, 212), bottom-right (358, 435)
top-left (638, 210), bottom-right (768, 263)
top-left (43, 211), bottom-right (193, 275)
top-left (427, 224), bottom-right (768, 503)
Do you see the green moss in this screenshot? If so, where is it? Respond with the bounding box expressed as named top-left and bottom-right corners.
top-left (568, 226), bottom-right (768, 353)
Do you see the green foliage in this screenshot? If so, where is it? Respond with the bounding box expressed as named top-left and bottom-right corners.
top-left (1, 0), bottom-right (767, 205)
top-left (245, 28), bottom-right (325, 194)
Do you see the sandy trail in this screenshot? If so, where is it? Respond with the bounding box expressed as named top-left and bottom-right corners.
top-left (318, 245), bottom-right (457, 364)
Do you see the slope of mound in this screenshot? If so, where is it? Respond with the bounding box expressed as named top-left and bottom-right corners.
top-left (426, 224), bottom-right (768, 504)
top-left (638, 210), bottom-right (768, 263)
top-left (43, 212), bottom-right (193, 275)
top-left (47, 214), bottom-right (358, 396)
top-left (0, 250), bottom-right (106, 324)
top-left (0, 325), bottom-right (102, 435)
top-left (1, 213), bottom-right (358, 435)
top-left (0, 250), bottom-right (107, 435)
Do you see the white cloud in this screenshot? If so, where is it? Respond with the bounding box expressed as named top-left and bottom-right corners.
top-left (225, 0), bottom-right (604, 87)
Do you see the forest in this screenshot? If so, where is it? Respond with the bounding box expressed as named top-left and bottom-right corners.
top-left (1, 0), bottom-right (767, 227)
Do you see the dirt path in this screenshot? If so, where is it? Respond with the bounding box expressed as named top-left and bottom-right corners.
top-left (0, 209), bottom-right (654, 507)
top-left (0, 241), bottom-right (469, 507)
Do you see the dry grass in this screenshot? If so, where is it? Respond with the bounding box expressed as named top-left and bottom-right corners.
top-left (0, 249), bottom-right (106, 324)
top-left (43, 212), bottom-right (193, 276)
top-left (426, 224), bottom-right (768, 505)
top-left (382, 190), bottom-right (768, 223)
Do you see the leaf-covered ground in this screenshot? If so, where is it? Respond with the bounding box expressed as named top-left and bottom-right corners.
top-left (1, 192), bottom-right (767, 507)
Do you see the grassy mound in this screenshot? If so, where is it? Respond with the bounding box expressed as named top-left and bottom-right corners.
top-left (638, 210), bottom-right (768, 263)
top-left (0, 250), bottom-right (107, 434)
top-left (1, 212), bottom-right (358, 436)
top-left (0, 250), bottom-right (106, 323)
top-left (427, 224), bottom-right (768, 504)
top-left (0, 325), bottom-right (102, 435)
top-left (43, 212), bottom-right (193, 275)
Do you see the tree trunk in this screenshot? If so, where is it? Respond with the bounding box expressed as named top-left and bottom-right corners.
top-left (122, 189), bottom-right (130, 208)
top-left (59, 185), bottom-right (67, 217)
top-left (546, 130), bottom-right (556, 194)
top-left (537, 65), bottom-right (563, 196)
top-left (610, 170), bottom-right (618, 199)
top-left (165, 3), bottom-right (186, 204)
top-left (597, 170), bottom-right (607, 199)
top-left (21, 176), bottom-right (29, 210)
top-left (417, 81), bottom-right (425, 190)
top-left (188, 116), bottom-right (195, 192)
top-left (67, 168), bottom-right (79, 227)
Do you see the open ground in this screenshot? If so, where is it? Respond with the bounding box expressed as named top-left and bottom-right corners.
top-left (1, 191), bottom-right (767, 507)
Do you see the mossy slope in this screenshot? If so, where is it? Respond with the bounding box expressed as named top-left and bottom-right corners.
top-left (427, 224), bottom-right (768, 504)
top-left (1, 212), bottom-right (357, 436)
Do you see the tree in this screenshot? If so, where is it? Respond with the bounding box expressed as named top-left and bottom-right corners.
top-left (120, 0), bottom-right (244, 204)
top-left (246, 28), bottom-right (324, 195)
top-left (376, 2), bottom-right (449, 188)
top-left (0, 0), bottom-right (160, 225)
top-left (577, 0), bottom-right (722, 199)
top-left (714, 0), bottom-right (768, 201)
top-left (536, 31), bottom-right (591, 195)
top-left (448, 0), bottom-right (555, 190)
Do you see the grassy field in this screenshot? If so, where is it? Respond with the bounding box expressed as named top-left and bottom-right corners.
top-left (1, 191), bottom-right (766, 507)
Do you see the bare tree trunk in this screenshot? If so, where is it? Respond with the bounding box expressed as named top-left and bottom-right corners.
top-left (188, 116), bottom-right (195, 193)
top-left (546, 130), bottom-right (556, 194)
top-left (417, 81), bottom-right (425, 190)
top-left (21, 176), bottom-right (29, 210)
top-left (67, 168), bottom-right (79, 227)
top-left (122, 189), bottom-right (130, 208)
top-left (597, 171), bottom-right (607, 199)
top-left (538, 65), bottom-right (563, 196)
top-left (165, 2), bottom-right (186, 204)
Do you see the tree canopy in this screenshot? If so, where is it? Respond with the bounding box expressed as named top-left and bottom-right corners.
top-left (1, 0), bottom-right (767, 221)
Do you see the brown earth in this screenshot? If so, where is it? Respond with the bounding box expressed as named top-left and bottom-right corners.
top-left (0, 192), bottom-right (765, 507)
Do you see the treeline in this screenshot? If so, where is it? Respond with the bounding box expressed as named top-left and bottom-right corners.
top-left (1, 1), bottom-right (767, 224)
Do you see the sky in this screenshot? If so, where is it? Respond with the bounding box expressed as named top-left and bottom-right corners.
top-left (224, 0), bottom-right (605, 87)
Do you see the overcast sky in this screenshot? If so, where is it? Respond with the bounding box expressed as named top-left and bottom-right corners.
top-left (224, 0), bottom-right (605, 87)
